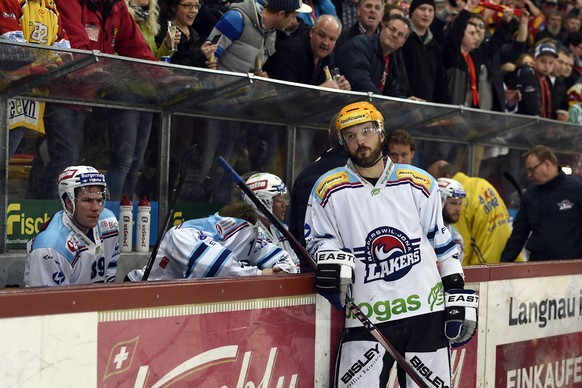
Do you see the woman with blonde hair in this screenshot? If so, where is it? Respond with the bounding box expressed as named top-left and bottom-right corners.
top-left (126, 0), bottom-right (180, 59)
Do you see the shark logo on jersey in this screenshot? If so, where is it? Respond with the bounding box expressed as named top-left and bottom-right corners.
top-left (363, 226), bottom-right (421, 283)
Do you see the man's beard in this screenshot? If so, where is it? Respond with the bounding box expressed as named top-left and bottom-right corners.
top-left (443, 210), bottom-right (458, 224)
top-left (349, 141), bottom-right (383, 168)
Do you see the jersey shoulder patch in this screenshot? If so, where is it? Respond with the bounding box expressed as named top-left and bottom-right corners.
top-left (393, 166), bottom-right (434, 193)
top-left (312, 168), bottom-right (351, 202)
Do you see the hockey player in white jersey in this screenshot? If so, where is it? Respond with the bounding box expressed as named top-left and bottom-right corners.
top-left (25, 166), bottom-right (120, 286)
top-left (304, 102), bottom-right (478, 387)
top-left (437, 178), bottom-right (467, 263)
top-left (127, 201), bottom-right (297, 281)
top-left (244, 172), bottom-right (301, 272)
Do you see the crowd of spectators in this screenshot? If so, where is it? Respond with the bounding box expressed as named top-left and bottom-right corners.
top-left (4, 0), bottom-right (582, 202)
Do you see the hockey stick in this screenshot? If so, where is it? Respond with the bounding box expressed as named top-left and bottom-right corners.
top-left (217, 156), bottom-right (429, 388)
top-left (141, 144), bottom-right (198, 281)
top-left (503, 171), bottom-right (523, 201)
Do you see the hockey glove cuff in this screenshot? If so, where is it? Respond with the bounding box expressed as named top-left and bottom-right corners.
top-left (444, 289), bottom-right (479, 347)
top-left (315, 250), bottom-right (355, 310)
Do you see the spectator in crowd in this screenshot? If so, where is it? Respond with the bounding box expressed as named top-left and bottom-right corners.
top-left (334, 0), bottom-right (384, 51)
top-left (549, 45), bottom-right (570, 120)
top-left (157, 0), bottom-right (218, 68)
top-left (26, 0), bottom-right (160, 200)
top-left (305, 101), bottom-right (477, 386)
top-left (567, 82), bottom-right (582, 123)
top-left (560, 13), bottom-right (581, 46)
top-left (265, 14), bottom-right (351, 90)
top-left (208, 0), bottom-right (312, 74)
top-left (428, 159), bottom-right (521, 265)
top-left (437, 177), bottom-right (467, 263)
top-left (401, 0), bottom-right (451, 103)
top-left (25, 166), bottom-right (119, 286)
top-left (0, 0), bottom-right (70, 159)
top-left (243, 172), bottom-right (301, 271)
top-left (101, 0), bottom-right (182, 201)
top-left (528, 0), bottom-right (559, 45)
top-left (289, 113), bottom-right (347, 253)
top-left (337, 13), bottom-right (411, 96)
top-left (500, 145), bottom-right (582, 262)
top-left (127, 0), bottom-right (177, 59)
top-left (512, 41), bottom-right (558, 118)
top-left (557, 47), bottom-right (577, 89)
top-left (127, 201), bottom-right (298, 281)
top-left (534, 9), bottom-right (562, 43)
top-left (443, 0), bottom-right (517, 109)
top-left (298, 0), bottom-right (338, 26)
top-left (566, 31), bottom-right (582, 79)
top-left (386, 128), bottom-right (415, 164)
top-left (333, 0), bottom-right (358, 28)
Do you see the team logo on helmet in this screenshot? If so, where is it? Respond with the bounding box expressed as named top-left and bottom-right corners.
top-left (364, 226), bottom-right (421, 283)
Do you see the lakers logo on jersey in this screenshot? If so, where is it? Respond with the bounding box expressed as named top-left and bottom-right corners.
top-left (363, 226), bottom-right (421, 283)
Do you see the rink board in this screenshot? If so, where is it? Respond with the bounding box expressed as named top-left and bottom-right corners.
top-left (0, 261), bottom-right (580, 387)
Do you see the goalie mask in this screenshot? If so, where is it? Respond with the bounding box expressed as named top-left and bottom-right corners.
top-left (244, 173), bottom-right (289, 214)
top-left (58, 165), bottom-right (108, 217)
top-left (336, 101), bottom-right (384, 145)
top-left (437, 178), bottom-right (466, 209)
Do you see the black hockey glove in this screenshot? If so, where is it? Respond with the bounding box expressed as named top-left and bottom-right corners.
top-left (314, 250), bottom-right (355, 310)
top-left (444, 289), bottom-right (479, 347)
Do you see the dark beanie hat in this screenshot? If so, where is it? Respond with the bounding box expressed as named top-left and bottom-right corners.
top-left (409, 0), bottom-right (435, 15)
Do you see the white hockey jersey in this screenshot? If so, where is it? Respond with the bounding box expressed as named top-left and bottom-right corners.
top-left (129, 213), bottom-right (298, 281)
top-left (25, 209), bottom-right (120, 286)
top-left (257, 220), bottom-right (301, 272)
top-left (449, 224), bottom-right (465, 263)
top-left (305, 159), bottom-right (464, 328)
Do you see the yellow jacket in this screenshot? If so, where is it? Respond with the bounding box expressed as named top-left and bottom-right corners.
top-left (453, 172), bottom-right (523, 265)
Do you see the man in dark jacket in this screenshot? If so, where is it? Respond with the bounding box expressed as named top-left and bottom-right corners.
top-left (442, 1), bottom-right (515, 109)
top-left (289, 113), bottom-right (347, 259)
top-left (400, 0), bottom-right (451, 103)
top-left (264, 14), bottom-right (351, 90)
top-left (337, 14), bottom-right (411, 97)
top-left (501, 145), bottom-right (582, 262)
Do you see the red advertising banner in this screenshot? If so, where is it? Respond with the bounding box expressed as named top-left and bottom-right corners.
top-left (496, 332), bottom-right (582, 387)
top-left (98, 302), bottom-right (316, 387)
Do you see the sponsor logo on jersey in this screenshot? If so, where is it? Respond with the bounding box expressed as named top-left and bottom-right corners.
top-left (340, 344), bottom-right (381, 385)
top-left (52, 271), bottom-right (65, 285)
top-left (159, 256), bottom-right (169, 269)
top-left (348, 294), bottom-right (421, 322)
top-left (557, 199), bottom-right (573, 211)
top-left (396, 169), bottom-right (431, 192)
top-left (428, 282), bottom-right (445, 311)
top-left (2, 12), bottom-right (17, 20)
top-left (216, 218), bottom-right (237, 238)
top-left (363, 226), bottom-right (421, 283)
top-left (303, 223), bottom-right (311, 239)
top-left (410, 355), bottom-right (450, 388)
top-left (315, 171), bottom-right (349, 200)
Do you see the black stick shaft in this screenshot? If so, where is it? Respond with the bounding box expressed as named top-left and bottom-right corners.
top-left (141, 145), bottom-right (197, 281)
top-left (503, 171), bottom-right (523, 200)
top-left (217, 156), bottom-right (429, 388)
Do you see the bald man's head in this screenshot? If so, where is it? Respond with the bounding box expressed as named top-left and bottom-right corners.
top-left (428, 160), bottom-right (453, 179)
